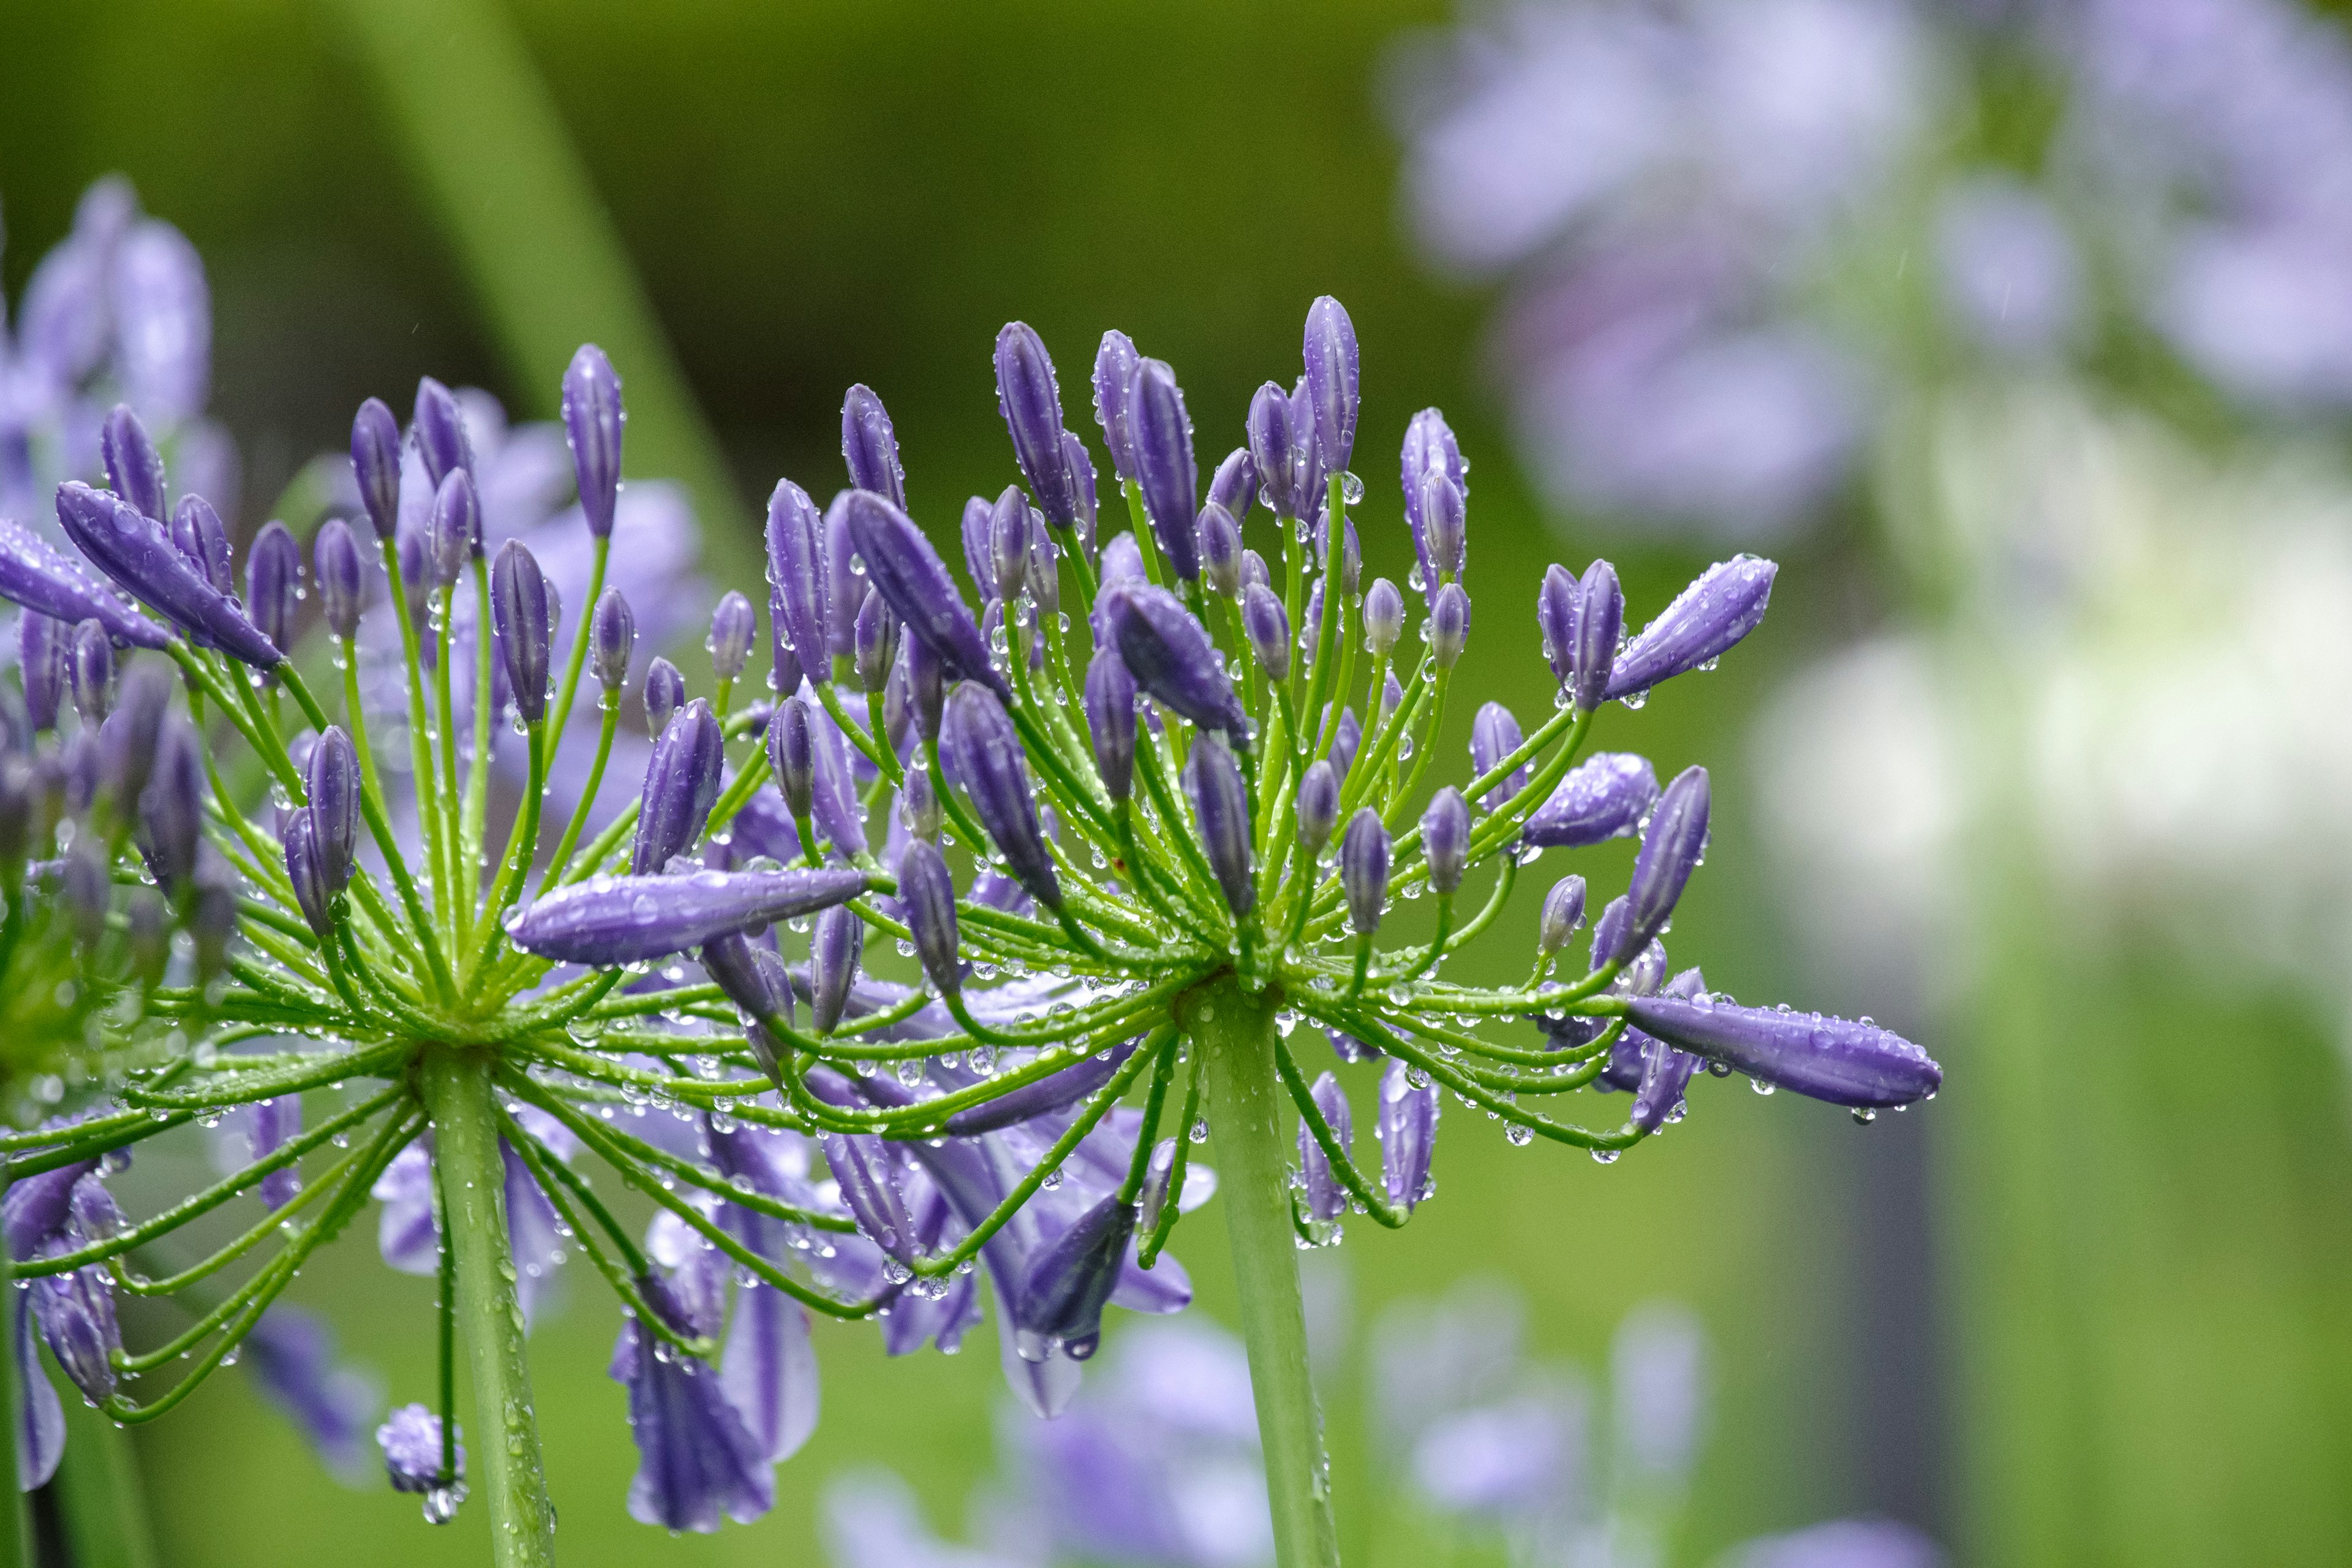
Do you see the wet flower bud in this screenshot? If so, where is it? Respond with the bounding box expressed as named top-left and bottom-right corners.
top-left (940, 682), bottom-right (1060, 911)
top-left (642, 657), bottom-right (685, 740)
top-left (899, 767), bottom-right (943, 841)
top-left (313, 518), bottom-right (364, 641)
top-left (883, 649), bottom-right (914, 756)
top-left (55, 483), bottom-right (271, 664)
top-left (707, 590), bottom-right (755, 685)
top-left (590, 587), bottom-right (635, 693)
top-left (995, 323), bottom-right (1078, 528)
top-left (842, 383), bottom-right (907, 509)
top-left (1093, 330), bottom-right (1142, 481)
top-left (842, 489), bottom-right (1008, 701)
top-left (771, 696), bottom-right (816, 823)
top-left (415, 383), bottom-right (475, 512)
top-left (988, 486), bottom-right (1031, 605)
top-left (1537, 564), bottom-right (1578, 690)
top-left (1523, 752), bottom-right (1659, 848)
top-left (1422, 786), bottom-right (1469, 897)
top-left (765, 478), bottom-right (831, 679)
top-left (1625, 995), bottom-right (1942, 1109)
top-left (102, 404), bottom-right (166, 522)
top-left (1469, 701), bottom-right (1528, 810)
top-left (957, 495), bottom-right (996, 596)
top-left (140, 719), bottom-right (204, 895)
top-left (1209, 447), bottom-right (1257, 529)
top-left (1330, 707), bottom-right (1362, 782)
top-left (1573, 559), bottom-right (1623, 712)
top-left (1605, 557), bottom-right (1776, 702)
top-left (510, 864), bottom-right (867, 965)
top-left (427, 470), bottom-right (475, 589)
top-left (1421, 471), bottom-right (1466, 584)
top-left (562, 343), bottom-right (624, 538)
top-left (20, 612), bottom-right (66, 733)
top-left (1401, 408), bottom-right (1466, 590)
top-left (1197, 503), bottom-right (1243, 597)
top-left (396, 528), bottom-right (430, 616)
top-left (1299, 1071), bottom-right (1353, 1223)
top-left (350, 398), bottom-right (403, 540)
top-left (69, 618), bottom-right (114, 727)
top-left (1246, 382), bottom-right (1297, 521)
top-left (1302, 295), bottom-right (1360, 475)
top-left (306, 724), bottom-right (359, 894)
top-left (824, 1133), bottom-right (914, 1262)
top-left (1429, 581), bottom-right (1469, 669)
top-left (1241, 583), bottom-right (1291, 684)
top-left (1287, 380), bottom-right (1327, 523)
top-left (1616, 767), bottom-right (1709, 965)
top-left (1295, 761), bottom-right (1340, 857)
top-left (1538, 875), bottom-right (1588, 955)
top-left (491, 541), bottom-right (552, 724)
top-left (282, 810), bottom-right (333, 938)
top-left (244, 521), bottom-right (302, 667)
top-left (32, 1256), bottom-right (121, 1406)
top-left (632, 698), bottom-right (724, 875)
top-left (1063, 431), bottom-right (1098, 545)
top-left (809, 903), bottom-right (862, 1035)
top-left (1631, 1031), bottom-right (1700, 1134)
top-left (1083, 647), bottom-right (1136, 802)
top-left (379, 1404), bottom-right (464, 1496)
top-left (1025, 516), bottom-right (1061, 617)
top-left (897, 837), bottom-right (960, 998)
top-left (1379, 668), bottom-right (1404, 726)
top-left (905, 632), bottom-right (946, 742)
top-left (1102, 581), bottom-right (1248, 735)
top-left (1240, 548), bottom-right (1271, 597)
top-left (1018, 1190), bottom-right (1136, 1361)
top-left (101, 664), bottom-right (173, 813)
top-left (1186, 734), bottom-right (1254, 919)
top-left (172, 494), bottom-right (233, 594)
top-left (852, 587), bottom-right (897, 694)
top-left (1128, 358), bottom-right (1200, 581)
top-left (1378, 1057), bottom-right (1438, 1213)
top-left (1342, 809), bottom-right (1390, 937)
top-left (1363, 578), bottom-right (1403, 658)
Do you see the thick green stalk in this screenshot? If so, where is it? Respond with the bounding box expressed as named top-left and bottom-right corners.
top-left (421, 1050), bottom-right (555, 1568)
top-left (56, 1401), bottom-right (159, 1568)
top-left (0, 1227), bottom-right (21, 1568)
top-left (1190, 979), bottom-right (1341, 1568)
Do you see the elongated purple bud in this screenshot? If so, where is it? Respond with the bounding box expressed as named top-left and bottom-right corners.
top-left (1617, 767), bottom-right (1709, 964)
top-left (313, 518), bottom-right (364, 641)
top-left (55, 484), bottom-right (271, 663)
top-left (632, 698), bottom-right (724, 875)
top-left (101, 404), bottom-right (166, 522)
top-left (1064, 431), bottom-right (1098, 543)
top-left (1093, 331), bottom-right (1142, 481)
top-left (1128, 359), bottom-right (1199, 580)
top-left (1025, 514), bottom-right (1060, 616)
top-left (939, 682), bottom-right (1058, 911)
top-left (1102, 581), bottom-right (1247, 734)
top-left (771, 696), bottom-right (815, 821)
top-left (307, 725), bottom-right (359, 894)
top-left (350, 398), bottom-right (402, 539)
top-left (1209, 447), bottom-right (1256, 528)
top-left (1422, 786), bottom-right (1469, 897)
top-left (809, 903), bottom-right (862, 1035)
top-left (841, 384), bottom-right (907, 508)
top-left (171, 494), bottom-right (232, 594)
top-left (1469, 701), bottom-right (1528, 811)
top-left (642, 657), bottom-right (684, 740)
top-left (1363, 578), bottom-right (1403, 660)
top-left (562, 344), bottom-right (624, 538)
top-left (699, 590), bottom-right (752, 688)
top-left (959, 496), bottom-right (995, 595)
top-left (1300, 1071), bottom-right (1353, 1223)
top-left (591, 587), bottom-right (635, 692)
top-left (852, 587), bottom-right (896, 693)
top-left (1246, 383), bottom-right (1296, 521)
top-left (396, 528), bottom-right (430, 615)
top-left (824, 1134), bottom-right (914, 1261)
top-left (897, 838), bottom-right (960, 997)
top-left (1198, 503), bottom-right (1243, 597)
top-left (1303, 296), bottom-right (1360, 476)
top-left (1538, 564), bottom-right (1578, 690)
top-left (69, 619), bottom-right (114, 726)
top-left (32, 1255), bottom-right (121, 1406)
top-left (100, 665), bottom-right (172, 812)
top-left (905, 632), bottom-right (946, 743)
top-left (1018, 1190), bottom-right (1136, 1360)
top-left (1083, 647), bottom-right (1136, 802)
top-left (1539, 875), bottom-right (1587, 955)
top-left (988, 486), bottom-right (1030, 604)
top-left (1574, 560), bottom-right (1623, 712)
top-left (995, 323), bottom-right (1077, 527)
top-left (1288, 379), bottom-right (1327, 524)
top-left (1630, 1031), bottom-right (1700, 1134)
top-left (1330, 707), bottom-right (1362, 782)
top-left (21, 612), bottom-right (66, 733)
top-left (412, 377), bottom-right (473, 493)
top-left (899, 767), bottom-right (942, 841)
top-left (1605, 557), bottom-right (1776, 701)
top-left (284, 809), bottom-right (333, 937)
top-left (427, 470), bottom-right (475, 589)
top-left (764, 478), bottom-right (830, 675)
top-left (1295, 761), bottom-right (1340, 856)
top-left (244, 520), bottom-right (302, 666)
top-left (1188, 735), bottom-right (1254, 918)
top-left (1422, 471), bottom-right (1465, 583)
top-left (508, 864), bottom-right (868, 965)
top-left (821, 492), bottom-right (861, 663)
top-left (140, 719), bottom-right (204, 895)
top-left (1401, 408), bottom-right (1466, 590)
top-left (1626, 995), bottom-right (1942, 1109)
top-left (1343, 809), bottom-right (1389, 937)
top-left (1378, 1056), bottom-right (1438, 1212)
top-left (1523, 752), bottom-right (1659, 848)
top-left (1240, 582), bottom-right (1290, 684)
top-left (699, 929), bottom-right (795, 1076)
top-left (491, 541), bottom-right (552, 723)
top-left (841, 490), bottom-right (1007, 701)
top-left (1429, 581), bottom-right (1469, 669)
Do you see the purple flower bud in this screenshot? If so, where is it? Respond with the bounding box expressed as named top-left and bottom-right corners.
top-left (1299, 1071), bottom-right (1352, 1224)
top-left (1538, 875), bottom-right (1587, 956)
top-left (1626, 995), bottom-right (1941, 1109)
top-left (1287, 379), bottom-right (1327, 524)
top-left (1099, 529), bottom-right (1145, 589)
top-left (897, 838), bottom-right (960, 997)
top-left (1574, 560), bottom-right (1623, 712)
top-left (771, 696), bottom-right (815, 823)
top-left (283, 809), bottom-right (333, 937)
top-left (987, 486), bottom-right (1031, 605)
top-left (633, 699), bottom-right (725, 875)
top-left (841, 384), bottom-right (907, 509)
top-left (699, 930), bottom-right (794, 1079)
top-left (940, 682), bottom-right (1058, 911)
top-left (69, 619), bottom-right (114, 726)
top-left (172, 494), bottom-right (232, 595)
top-left (995, 323), bottom-right (1077, 528)
top-left (905, 632), bottom-right (946, 743)
top-left (426, 470), bottom-right (475, 590)
top-left (1197, 503), bottom-right (1243, 598)
top-left (1363, 578), bottom-right (1404, 660)
top-left (1025, 516), bottom-right (1061, 616)
top-left (764, 478), bottom-right (830, 674)
top-left (1295, 761), bottom-right (1340, 856)
top-left (1421, 471), bottom-right (1466, 584)
top-left (1378, 1056), bottom-right (1438, 1212)
top-left (1336, 516), bottom-right (1363, 598)
top-left (412, 377), bottom-right (473, 493)
top-left (1422, 786), bottom-right (1469, 897)
top-left (563, 344), bottom-right (624, 538)
top-left (1429, 582), bottom-right (1469, 669)
top-left (1063, 431), bottom-right (1098, 543)
top-left (244, 520), bottom-right (303, 665)
top-left (1212, 448), bottom-right (1259, 530)
top-left (140, 719), bottom-right (204, 894)
top-left (1128, 359), bottom-right (1199, 581)
top-left (1082, 646), bottom-right (1136, 802)
top-left (101, 404), bottom-right (166, 522)
top-left (32, 1257), bottom-right (119, 1406)
top-left (1093, 331), bottom-right (1142, 481)
top-left (1401, 408), bottom-right (1466, 590)
top-left (102, 665), bottom-right (173, 823)
top-left (1615, 766), bottom-right (1708, 965)
top-left (824, 1134), bottom-right (914, 1261)
top-left (809, 903), bottom-right (862, 1035)
top-left (1537, 565), bottom-right (1578, 691)
top-left (1018, 1189), bottom-right (1137, 1360)
top-left (313, 518), bottom-right (364, 641)
top-left (306, 725), bottom-right (359, 894)
top-left (491, 540), bottom-right (552, 724)
top-left (841, 490), bottom-right (1007, 701)
top-left (1605, 557), bottom-right (1776, 702)
top-left (248, 1096), bottom-right (304, 1210)
top-left (899, 767), bottom-right (942, 841)
top-left (396, 528), bottom-right (431, 616)
top-left (1302, 296), bottom-right (1360, 475)
top-left (1523, 753), bottom-right (1658, 848)
top-left (1343, 809), bottom-right (1390, 937)
top-left (591, 587), bottom-right (635, 693)
top-left (1101, 581), bottom-right (1247, 735)
top-left (958, 496), bottom-right (995, 596)
top-left (1246, 382), bottom-right (1297, 521)
top-left (1469, 701), bottom-right (1528, 811)
top-left (1186, 734), bottom-right (1254, 918)
top-left (851, 588), bottom-right (895, 693)
top-left (508, 864), bottom-right (869, 965)
top-left (1240, 582), bottom-right (1291, 684)
top-left (350, 398), bottom-right (402, 540)
top-left (378, 1403), bottom-right (462, 1495)
top-left (643, 657), bottom-right (685, 741)
top-left (54, 484), bottom-right (272, 663)
top-left (1330, 707), bottom-right (1362, 782)
top-left (20, 612), bottom-right (66, 733)
top-left (1630, 1031), bottom-right (1700, 1134)
top-left (692, 591), bottom-right (752, 690)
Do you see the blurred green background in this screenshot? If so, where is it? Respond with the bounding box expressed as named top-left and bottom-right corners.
top-left (6, 1), bottom-right (2350, 1564)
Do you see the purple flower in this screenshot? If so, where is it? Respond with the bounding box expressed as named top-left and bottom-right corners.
top-left (1626, 993), bottom-right (1940, 1107)
top-left (1186, 735), bottom-right (1255, 918)
top-left (841, 385), bottom-right (908, 510)
top-left (491, 540), bottom-right (554, 724)
top-left (1101, 581), bottom-right (1248, 736)
top-left (841, 489), bottom-right (1008, 701)
top-left (0, 515), bottom-right (167, 651)
top-left (1376, 1057), bottom-right (1439, 1211)
top-left (1539, 875), bottom-right (1588, 957)
top-left (412, 377), bottom-right (474, 493)
top-left (940, 682), bottom-right (1060, 911)
top-left (1084, 646), bottom-right (1137, 802)
top-left (1523, 752), bottom-right (1657, 848)
top-left (505, 865), bottom-right (869, 965)
top-left (1302, 296), bottom-right (1362, 475)
top-left (377, 1403), bottom-right (461, 1495)
top-left (1248, 382), bottom-right (1298, 522)
top-left (1017, 1190), bottom-right (1137, 1360)
top-left (633, 699), bottom-right (724, 875)
top-left (1343, 810), bottom-right (1391, 937)
top-left (1295, 762), bottom-right (1340, 858)
top-left (1299, 1071), bottom-right (1353, 1224)
top-left (100, 404), bottom-right (166, 522)
top-left (562, 343), bottom-right (624, 537)
top-left (1604, 556), bottom-right (1775, 700)
top-left (996, 323), bottom-right (1080, 528)
top-left (1616, 765), bottom-right (1709, 962)
top-left (1129, 358), bottom-right (1200, 581)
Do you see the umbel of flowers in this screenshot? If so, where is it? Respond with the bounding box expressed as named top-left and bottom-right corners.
top-left (0, 298), bottom-right (1936, 1567)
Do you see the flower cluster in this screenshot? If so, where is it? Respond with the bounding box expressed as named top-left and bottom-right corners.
top-left (0, 294), bottom-right (1934, 1558)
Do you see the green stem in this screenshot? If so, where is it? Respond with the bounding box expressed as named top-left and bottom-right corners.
top-left (420, 1049), bottom-right (555, 1568)
top-left (55, 1400), bottom-right (159, 1568)
top-left (0, 1219), bottom-right (22, 1568)
top-left (1189, 978), bottom-right (1340, 1568)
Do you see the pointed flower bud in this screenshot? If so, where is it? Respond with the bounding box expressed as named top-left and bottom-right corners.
top-left (1616, 767), bottom-right (1709, 965)
top-left (1378, 1056), bottom-right (1438, 1212)
top-left (1018, 1189), bottom-right (1136, 1360)
top-left (940, 682), bottom-right (1059, 911)
top-left (995, 323), bottom-right (1077, 527)
top-left (171, 494), bottom-right (232, 594)
top-left (841, 490), bottom-right (1008, 701)
top-left (699, 930), bottom-right (794, 1080)
top-left (1538, 564), bottom-right (1578, 690)
top-left (412, 377), bottom-right (473, 492)
top-left (1422, 786), bottom-right (1469, 897)
top-left (314, 518), bottom-right (364, 641)
top-left (809, 903), bottom-right (863, 1035)
top-left (283, 810), bottom-right (333, 938)
top-left (1401, 408), bottom-right (1466, 590)
top-left (1092, 331), bottom-right (1142, 481)
top-left (824, 1133), bottom-right (914, 1261)
top-left (55, 484), bottom-right (274, 663)
top-left (1330, 707), bottom-right (1363, 782)
top-left (491, 540), bottom-right (552, 723)
top-left (140, 720), bottom-right (204, 895)
top-left (1240, 582), bottom-right (1291, 685)
top-left (1539, 875), bottom-right (1588, 956)
top-left (850, 587), bottom-right (894, 694)
top-left (771, 696), bottom-right (816, 821)
top-left (306, 725), bottom-right (359, 894)
top-left (1469, 701), bottom-right (1528, 811)
top-left (1295, 761), bottom-right (1340, 858)
top-left (1631, 1029), bottom-right (1700, 1134)
top-left (1063, 431), bottom-right (1098, 542)
top-left (1187, 735), bottom-right (1254, 919)
top-left (642, 657), bottom-right (685, 741)
top-left (1197, 503), bottom-right (1243, 598)
top-left (591, 587), bottom-right (635, 692)
top-left (350, 398), bottom-right (402, 539)
top-left (1082, 647), bottom-right (1136, 803)
top-left (1302, 295), bottom-right (1360, 475)
top-left (69, 619), bottom-right (115, 727)
top-left (1605, 557), bottom-right (1776, 701)
top-left (897, 838), bottom-right (961, 998)
top-left (1287, 380), bottom-right (1327, 524)
top-left (1429, 581), bottom-right (1469, 669)
top-left (632, 699), bottom-right (724, 875)
top-left (244, 520), bottom-right (303, 666)
top-left (1573, 560), bottom-right (1623, 712)
top-left (1025, 516), bottom-right (1061, 616)
top-left (563, 344), bottom-right (624, 538)
top-left (1363, 578), bottom-right (1404, 660)
top-left (32, 1257), bottom-right (120, 1406)
top-left (1421, 472), bottom-right (1466, 584)
top-left (988, 486), bottom-right (1030, 605)
top-left (957, 495), bottom-right (996, 596)
top-left (1523, 753), bottom-right (1659, 848)
top-left (841, 384), bottom-right (907, 508)
top-left (508, 864), bottom-right (868, 965)
top-left (102, 404), bottom-right (167, 522)
top-left (427, 470), bottom-right (475, 589)
top-left (20, 612), bottom-right (66, 733)
top-left (1300, 1072), bottom-right (1353, 1224)
top-left (1128, 358), bottom-right (1199, 581)
top-left (706, 590), bottom-right (755, 685)
top-left (899, 767), bottom-right (943, 841)
top-left (1101, 581), bottom-right (1247, 735)
top-left (905, 631), bottom-right (946, 742)
top-left (1343, 809), bottom-right (1390, 937)
top-left (1626, 995), bottom-right (1942, 1109)
top-left (1209, 447), bottom-right (1257, 528)
top-left (765, 478), bottom-right (830, 678)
